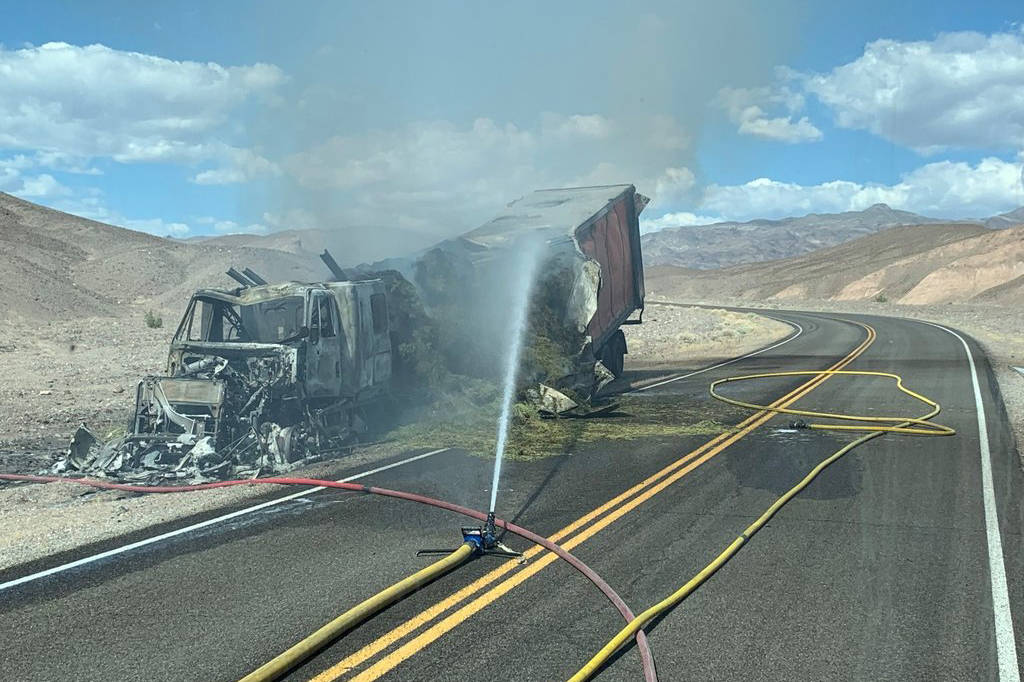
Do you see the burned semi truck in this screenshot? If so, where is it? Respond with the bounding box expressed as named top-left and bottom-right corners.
top-left (63, 273), bottom-right (392, 480)
top-left (58, 184), bottom-right (646, 479)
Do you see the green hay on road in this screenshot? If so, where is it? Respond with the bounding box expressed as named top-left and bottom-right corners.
top-left (382, 396), bottom-right (731, 461)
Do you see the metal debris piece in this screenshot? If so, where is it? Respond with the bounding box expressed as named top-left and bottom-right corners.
top-left (64, 425), bottom-right (99, 471)
top-left (533, 384), bottom-right (578, 415)
top-left (529, 383), bottom-right (619, 420)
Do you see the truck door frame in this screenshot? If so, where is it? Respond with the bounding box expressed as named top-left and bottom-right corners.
top-left (306, 289), bottom-right (343, 398)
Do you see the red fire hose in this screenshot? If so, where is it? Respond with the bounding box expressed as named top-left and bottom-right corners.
top-left (0, 472), bottom-right (657, 681)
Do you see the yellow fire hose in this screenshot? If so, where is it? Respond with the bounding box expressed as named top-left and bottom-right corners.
top-left (708, 370), bottom-right (955, 437)
top-left (240, 542), bottom-right (475, 682)
top-left (568, 370), bottom-right (955, 681)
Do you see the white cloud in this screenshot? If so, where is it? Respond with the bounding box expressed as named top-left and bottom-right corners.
top-left (0, 160), bottom-right (71, 198)
top-left (637, 166), bottom-right (700, 219)
top-left (66, 211), bottom-right (264, 238)
top-left (1, 151), bottom-right (102, 176)
top-left (806, 30), bottom-right (1024, 152)
top-left (124, 218), bottom-right (192, 237)
top-left (190, 147), bottom-right (280, 185)
top-left (717, 83), bottom-right (823, 143)
top-left (640, 211), bottom-right (722, 232)
top-left (698, 155), bottom-right (1024, 221)
top-left (0, 154), bottom-right (35, 171)
top-left (653, 167), bottom-right (697, 202)
top-left (212, 220), bottom-right (268, 235)
top-left (17, 173), bottom-right (69, 198)
top-left (191, 168), bottom-right (248, 185)
top-left (175, 215), bottom-right (273, 236)
top-left (737, 113), bottom-right (823, 143)
top-left (541, 113), bottom-right (613, 139)
top-left (0, 42), bottom-right (284, 178)
top-left (31, 151), bottom-right (102, 174)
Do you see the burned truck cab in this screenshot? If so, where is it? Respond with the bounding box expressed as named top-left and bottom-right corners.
top-left (125, 279), bottom-right (391, 475)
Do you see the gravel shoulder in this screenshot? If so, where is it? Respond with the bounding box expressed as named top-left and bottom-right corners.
top-left (0, 314), bottom-right (171, 471)
top-left (622, 302), bottom-right (793, 370)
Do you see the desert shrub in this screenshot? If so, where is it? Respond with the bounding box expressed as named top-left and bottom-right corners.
top-left (144, 310), bottom-right (163, 328)
top-left (873, 293), bottom-right (889, 303)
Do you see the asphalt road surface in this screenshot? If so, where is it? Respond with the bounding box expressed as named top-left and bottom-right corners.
top-left (1, 309), bottom-right (1021, 681)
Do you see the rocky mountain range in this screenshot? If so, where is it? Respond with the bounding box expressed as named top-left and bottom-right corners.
top-left (647, 221), bottom-right (1024, 306)
top-left (641, 203), bottom-right (1022, 269)
top-left (984, 206), bottom-right (1024, 229)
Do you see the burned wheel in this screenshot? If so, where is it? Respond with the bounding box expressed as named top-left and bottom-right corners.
top-left (600, 330), bottom-right (626, 377)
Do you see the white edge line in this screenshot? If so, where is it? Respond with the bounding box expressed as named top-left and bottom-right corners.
top-left (920, 320), bottom-right (1020, 681)
top-left (628, 317), bottom-right (804, 393)
top-left (0, 447), bottom-right (452, 593)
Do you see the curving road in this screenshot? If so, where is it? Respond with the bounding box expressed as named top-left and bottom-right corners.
top-left (0, 309), bottom-right (1021, 681)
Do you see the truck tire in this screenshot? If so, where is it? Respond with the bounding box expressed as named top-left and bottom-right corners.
top-left (601, 330), bottom-right (626, 377)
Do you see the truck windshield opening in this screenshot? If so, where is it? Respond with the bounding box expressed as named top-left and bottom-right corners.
top-left (177, 296), bottom-right (306, 344)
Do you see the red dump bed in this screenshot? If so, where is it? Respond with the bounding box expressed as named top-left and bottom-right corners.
top-left (573, 187), bottom-right (645, 349)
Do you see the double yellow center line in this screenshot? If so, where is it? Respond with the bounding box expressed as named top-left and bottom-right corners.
top-left (311, 321), bottom-right (876, 681)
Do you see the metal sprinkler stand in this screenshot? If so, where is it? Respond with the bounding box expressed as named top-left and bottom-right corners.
top-left (417, 513), bottom-right (523, 560)
top-left (482, 511), bottom-right (498, 546)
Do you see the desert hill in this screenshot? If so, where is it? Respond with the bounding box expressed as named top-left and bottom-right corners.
top-left (641, 203), bottom-right (948, 269)
top-left (0, 192), bottom-right (325, 321)
top-left (985, 206), bottom-right (1024, 229)
top-left (646, 222), bottom-right (1024, 305)
top-left (196, 224), bottom-right (438, 266)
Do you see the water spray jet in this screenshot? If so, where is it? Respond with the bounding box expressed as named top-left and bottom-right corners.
top-left (487, 239), bottom-right (543, 517)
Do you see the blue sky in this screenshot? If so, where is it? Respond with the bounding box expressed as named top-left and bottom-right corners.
top-left (1, 1), bottom-right (1023, 247)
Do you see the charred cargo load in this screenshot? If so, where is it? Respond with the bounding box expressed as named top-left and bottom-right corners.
top-left (61, 278), bottom-right (392, 480)
top-left (408, 184), bottom-right (648, 397)
top-left (467, 184), bottom-right (647, 377)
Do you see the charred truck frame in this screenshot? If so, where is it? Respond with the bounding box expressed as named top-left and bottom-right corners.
top-left (144, 278), bottom-right (390, 448)
top-left (65, 265), bottom-right (392, 480)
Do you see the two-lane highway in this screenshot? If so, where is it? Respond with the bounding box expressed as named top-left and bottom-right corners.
top-left (0, 309), bottom-right (1020, 681)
